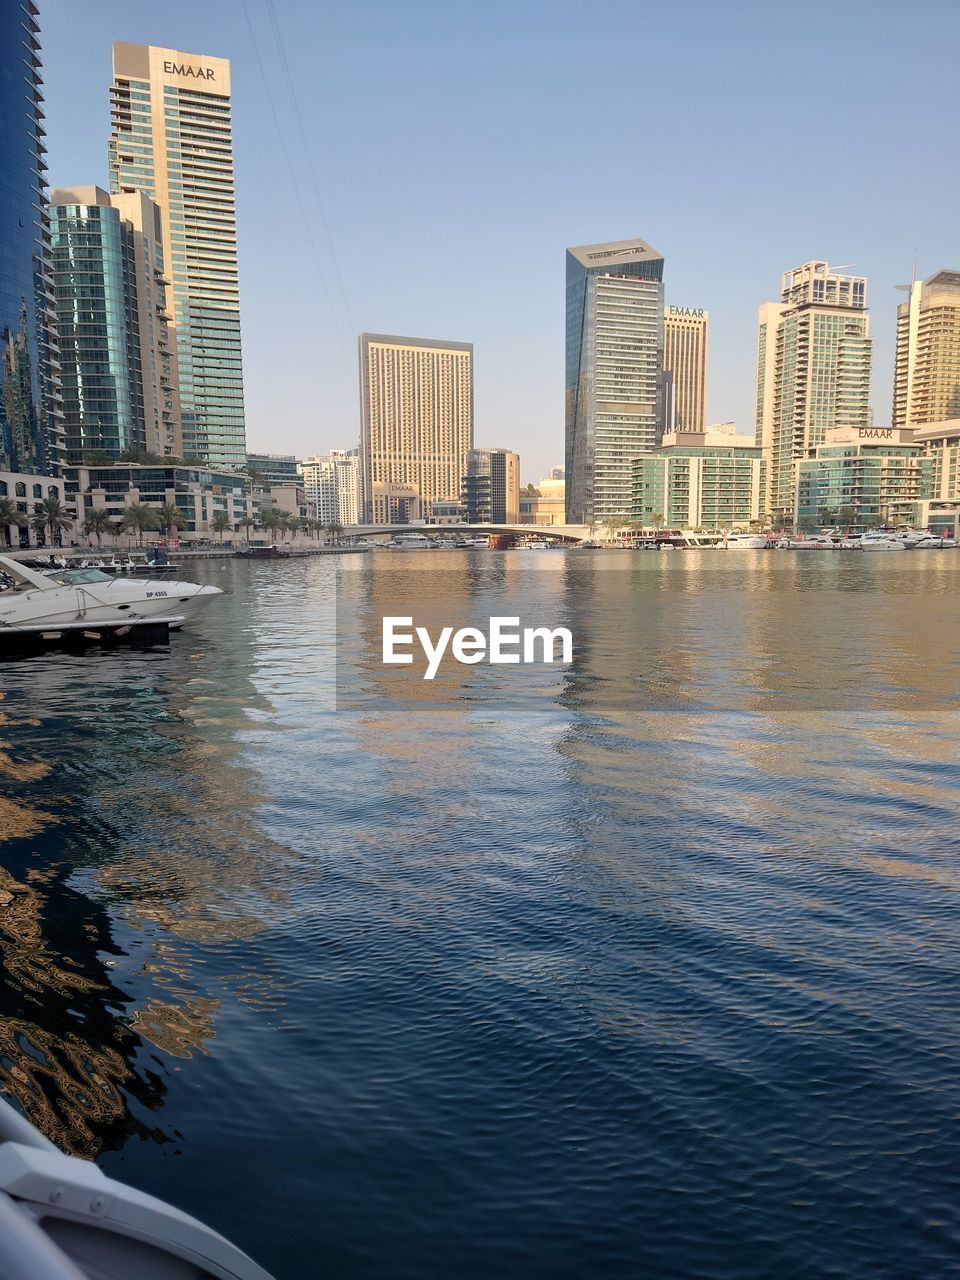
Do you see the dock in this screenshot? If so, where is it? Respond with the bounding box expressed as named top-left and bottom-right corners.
top-left (0, 615), bottom-right (185, 659)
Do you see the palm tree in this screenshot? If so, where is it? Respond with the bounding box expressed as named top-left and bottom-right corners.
top-left (239, 511), bottom-right (257, 541)
top-left (119, 502), bottom-right (160, 546)
top-left (258, 508), bottom-right (282, 543)
top-left (31, 496), bottom-right (72, 547)
top-left (211, 510), bottom-right (233, 543)
top-left (157, 502), bottom-right (186, 540)
top-left (325, 521), bottom-right (344, 546)
top-left (0, 498), bottom-right (28, 547)
top-left (83, 509), bottom-right (115, 549)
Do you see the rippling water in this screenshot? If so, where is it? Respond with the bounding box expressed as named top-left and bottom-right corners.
top-left (1, 550), bottom-right (959, 1278)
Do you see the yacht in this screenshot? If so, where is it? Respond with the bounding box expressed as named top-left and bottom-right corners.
top-left (721, 533), bottom-right (770, 548)
top-left (382, 533), bottom-right (433, 550)
top-left (0, 1093), bottom-right (273, 1279)
top-left (859, 531), bottom-right (906, 551)
top-left (0, 555), bottom-right (223, 631)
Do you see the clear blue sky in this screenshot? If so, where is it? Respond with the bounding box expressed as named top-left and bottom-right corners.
top-left (41, 0), bottom-right (960, 480)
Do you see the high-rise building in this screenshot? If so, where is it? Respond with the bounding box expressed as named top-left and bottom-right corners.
top-left (0, 1), bottom-right (63, 475)
top-left (461, 448), bottom-right (520, 523)
top-left (662, 306), bottom-right (708, 432)
top-left (359, 333), bottom-right (473, 524)
top-left (565, 239), bottom-right (665, 524)
top-left (300, 448), bottom-right (360, 525)
top-left (755, 261), bottom-right (871, 522)
top-left (50, 186), bottom-right (180, 463)
top-left (893, 270), bottom-right (960, 428)
top-left (109, 42), bottom-right (246, 468)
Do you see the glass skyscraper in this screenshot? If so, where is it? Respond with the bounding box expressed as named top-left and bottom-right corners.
top-left (0, 0), bottom-right (63, 474)
top-left (108, 42), bottom-right (246, 469)
top-left (565, 239), bottom-right (665, 524)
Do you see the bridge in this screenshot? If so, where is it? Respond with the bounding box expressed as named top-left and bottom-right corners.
top-left (344, 523), bottom-right (591, 544)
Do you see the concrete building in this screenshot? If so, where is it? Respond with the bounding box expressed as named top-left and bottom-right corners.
top-left (0, 1), bottom-right (63, 475)
top-left (565, 238), bottom-right (665, 524)
top-left (461, 448), bottom-right (520, 524)
top-left (519, 475), bottom-right (566, 526)
top-left (910, 419), bottom-right (960, 536)
top-left (893, 270), bottom-right (960, 428)
top-left (795, 426), bottom-right (930, 533)
top-left (300, 448), bottom-right (360, 525)
top-left (109, 43), bottom-right (246, 468)
top-left (0, 470), bottom-right (68, 548)
top-left (663, 306), bottom-right (708, 432)
top-left (632, 431), bottom-right (765, 531)
top-left (359, 333), bottom-right (473, 524)
top-left (245, 452), bottom-right (299, 486)
top-left (755, 261), bottom-right (872, 524)
top-left (49, 186), bottom-right (181, 463)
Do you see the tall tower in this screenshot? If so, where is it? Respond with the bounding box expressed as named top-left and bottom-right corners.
top-left (359, 334), bottom-right (473, 524)
top-left (662, 306), bottom-right (708, 432)
top-left (565, 239), bottom-right (664, 524)
top-left (109, 42), bottom-right (246, 468)
top-left (0, 1), bottom-right (63, 475)
top-left (754, 261), bottom-right (871, 522)
top-left (50, 186), bottom-right (181, 463)
top-left (893, 270), bottom-right (960, 428)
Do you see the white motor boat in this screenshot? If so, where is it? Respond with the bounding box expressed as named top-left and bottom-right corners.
top-left (859, 532), bottom-right (906, 551)
top-left (382, 534), bottom-right (433, 551)
top-left (0, 1093), bottom-right (273, 1279)
top-left (720, 534), bottom-right (769, 548)
top-left (0, 555), bottom-right (222, 631)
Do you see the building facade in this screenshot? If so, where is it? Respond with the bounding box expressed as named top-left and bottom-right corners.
top-left (795, 426), bottom-right (930, 533)
top-left (755, 262), bottom-right (872, 523)
top-left (662, 306), bottom-right (708, 432)
top-left (893, 270), bottom-right (960, 428)
top-left (300, 448), bottom-right (360, 525)
top-left (245, 452), bottom-right (299, 486)
top-left (0, 1), bottom-right (63, 475)
top-left (0, 470), bottom-right (67, 548)
top-left (632, 431), bottom-right (765, 530)
top-left (109, 42), bottom-right (246, 468)
top-left (910, 419), bottom-right (960, 535)
top-left (359, 333), bottom-right (473, 524)
top-left (49, 186), bottom-right (181, 463)
top-left (519, 474), bottom-right (565, 526)
top-left (565, 239), bottom-right (665, 524)
top-left (461, 447), bottom-right (519, 523)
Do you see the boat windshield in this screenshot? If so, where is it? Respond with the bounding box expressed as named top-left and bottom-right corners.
top-left (48, 568), bottom-right (114, 585)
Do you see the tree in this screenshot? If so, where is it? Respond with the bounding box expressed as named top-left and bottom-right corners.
top-left (258, 508), bottom-right (282, 542)
top-left (521, 483), bottom-right (541, 497)
top-left (651, 511), bottom-right (664, 531)
top-left (239, 511), bottom-right (257, 541)
top-left (119, 502), bottom-right (160, 546)
top-left (83, 509), bottom-right (116, 548)
top-left (157, 502), bottom-right (186, 540)
top-left (83, 449), bottom-right (115, 465)
top-left (211, 510), bottom-right (232, 543)
top-left (31, 496), bottom-right (72, 547)
top-left (0, 498), bottom-right (28, 547)
top-left (325, 521), bottom-right (344, 546)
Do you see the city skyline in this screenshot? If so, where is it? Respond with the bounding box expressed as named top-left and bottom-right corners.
top-left (38, 0), bottom-right (960, 482)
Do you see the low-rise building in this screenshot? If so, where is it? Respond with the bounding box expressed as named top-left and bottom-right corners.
top-left (519, 475), bottom-right (566, 526)
top-left (795, 426), bottom-right (931, 532)
top-left (910, 419), bottom-right (960, 536)
top-left (632, 431), bottom-right (765, 530)
top-left (0, 471), bottom-right (69, 548)
top-left (245, 452), bottom-right (300, 486)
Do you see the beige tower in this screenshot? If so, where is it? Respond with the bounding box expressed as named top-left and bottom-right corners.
top-left (893, 270), bottom-right (960, 428)
top-left (359, 334), bottom-right (473, 524)
top-left (663, 307), bottom-right (708, 432)
top-left (109, 43), bottom-right (246, 468)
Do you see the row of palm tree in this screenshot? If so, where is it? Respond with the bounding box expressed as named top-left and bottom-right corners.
top-left (0, 495), bottom-right (344, 550)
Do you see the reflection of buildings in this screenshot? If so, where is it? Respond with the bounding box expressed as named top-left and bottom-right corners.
top-left (50, 185), bottom-right (181, 462)
top-left (566, 238), bottom-right (665, 524)
top-left (756, 262), bottom-right (872, 523)
top-left (0, 2), bottom-right (63, 475)
top-left (894, 270), bottom-right (960, 428)
top-left (462, 447), bottom-right (519, 523)
top-left (359, 333), bottom-right (473, 524)
top-left (109, 42), bottom-right (247, 467)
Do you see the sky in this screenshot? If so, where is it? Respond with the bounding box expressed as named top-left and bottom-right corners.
top-left (41, 0), bottom-right (960, 482)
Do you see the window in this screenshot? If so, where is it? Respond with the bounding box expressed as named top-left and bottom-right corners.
top-left (15, 483), bottom-right (26, 497)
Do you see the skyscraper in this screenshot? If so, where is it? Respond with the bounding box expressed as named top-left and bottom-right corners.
top-left (0, 0), bottom-right (63, 475)
top-left (565, 239), bottom-right (665, 524)
top-left (50, 186), bottom-right (180, 462)
top-left (300, 448), bottom-right (360, 525)
top-left (893, 270), bottom-right (960, 428)
top-left (461, 448), bottom-right (520, 524)
top-left (755, 261), bottom-right (872, 522)
top-left (359, 333), bottom-right (473, 524)
top-left (109, 42), bottom-right (246, 468)
top-left (662, 306), bottom-right (708, 432)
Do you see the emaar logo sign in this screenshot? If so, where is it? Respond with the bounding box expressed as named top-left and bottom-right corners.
top-left (163, 61), bottom-right (215, 80)
top-left (383, 617), bottom-right (573, 680)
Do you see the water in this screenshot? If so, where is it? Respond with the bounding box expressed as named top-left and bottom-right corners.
top-left (1, 550), bottom-right (959, 1279)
